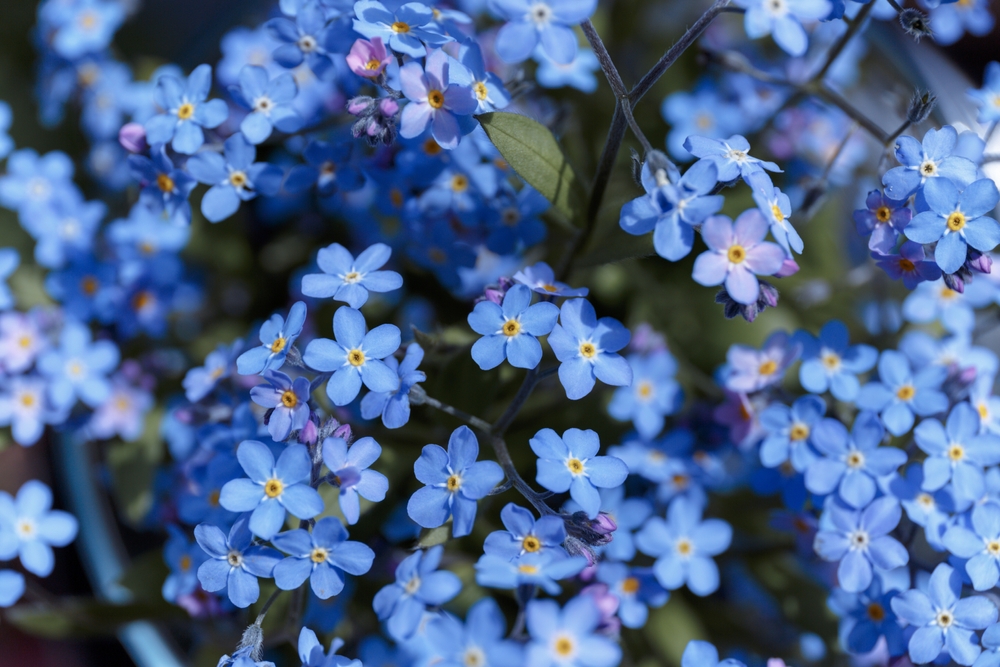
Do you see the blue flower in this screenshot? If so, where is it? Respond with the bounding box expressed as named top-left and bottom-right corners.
top-left (854, 189), bottom-right (912, 255)
top-left (944, 503), bottom-right (1000, 591)
top-left (0, 149), bottom-right (76, 216)
top-left (45, 0), bottom-right (124, 59)
top-left (484, 503), bottom-right (568, 560)
top-left (186, 133), bottom-right (283, 222)
top-left (683, 134), bottom-right (781, 183)
top-left (691, 210), bottom-right (786, 305)
top-left (301, 243), bottom-right (403, 309)
top-left (298, 627), bottom-right (350, 667)
top-left (0, 249), bottom-right (17, 310)
top-left (249, 370), bottom-right (311, 441)
top-left (407, 425), bottom-right (504, 537)
top-left (678, 640), bottom-right (746, 667)
top-left (0, 480), bottom-right (78, 577)
top-left (759, 395), bottom-right (825, 472)
top-left (422, 598), bottom-right (523, 667)
top-left (267, 2), bottom-right (335, 76)
top-left (530, 428), bottom-right (627, 519)
top-left (662, 87), bottom-right (744, 160)
top-left (903, 177), bottom-right (1000, 275)
top-left (361, 343), bottom-right (426, 429)
top-left (398, 50), bottom-right (477, 150)
top-left (915, 403), bottom-right (1000, 506)
top-left (353, 0), bottom-right (449, 58)
top-left (635, 496), bottom-right (732, 596)
top-left (856, 350), bottom-right (949, 436)
top-left (450, 42), bottom-right (511, 114)
top-left (605, 352), bottom-right (678, 436)
top-left (237, 301), bottom-right (307, 376)
top-left (887, 463), bottom-right (955, 550)
top-left (891, 563), bottom-right (997, 666)
top-left (475, 549), bottom-right (587, 594)
top-left (813, 497), bottom-right (908, 593)
top-left (21, 193), bottom-right (104, 269)
top-left (0, 376), bottom-right (60, 446)
top-left (883, 126), bottom-right (979, 200)
top-left (796, 320), bottom-right (878, 401)
top-left (183, 340), bottom-right (241, 402)
top-left (748, 170), bottom-right (803, 255)
top-left (805, 410), bottom-right (906, 507)
top-left (969, 62), bottom-right (1000, 123)
top-left (536, 49), bottom-right (600, 93)
top-left (219, 440), bottom-right (325, 539)
top-left (596, 562), bottom-right (669, 629)
top-left (303, 306), bottom-right (401, 406)
top-left (36, 319), bottom-right (119, 411)
top-left (372, 545), bottom-right (461, 641)
top-left (322, 436), bottom-right (389, 525)
top-left (285, 140), bottom-right (365, 197)
top-left (128, 145), bottom-right (196, 218)
top-left (0, 571), bottom-right (24, 608)
top-left (523, 595), bottom-right (622, 667)
top-left (733, 0), bottom-right (834, 56)
top-left (655, 160), bottom-right (725, 262)
top-left (930, 0), bottom-right (994, 46)
top-left (829, 580), bottom-right (906, 656)
top-left (485, 185), bottom-right (549, 255)
top-left (513, 261), bottom-right (589, 298)
top-left (229, 65), bottom-right (302, 144)
top-left (547, 298), bottom-right (632, 400)
top-left (491, 0), bottom-right (598, 65)
top-left (271, 517), bottom-right (375, 599)
top-left (143, 64), bottom-right (228, 155)
top-left (468, 284), bottom-right (559, 370)
top-left (194, 516), bottom-right (282, 608)
top-left (161, 526), bottom-right (207, 602)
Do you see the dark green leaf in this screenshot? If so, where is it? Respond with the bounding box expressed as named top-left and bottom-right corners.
top-left (478, 112), bottom-right (586, 225)
top-left (416, 524), bottom-right (451, 548)
top-left (576, 230), bottom-right (656, 268)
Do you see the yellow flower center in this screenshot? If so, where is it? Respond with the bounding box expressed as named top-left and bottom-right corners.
top-left (310, 547), bottom-right (329, 563)
top-left (365, 58), bottom-right (382, 70)
top-left (391, 21), bottom-right (410, 32)
top-left (542, 283), bottom-right (559, 293)
top-left (821, 352), bottom-right (841, 370)
top-left (846, 451), bottom-right (865, 469)
top-left (463, 648), bottom-right (486, 667)
top-left (676, 538), bottom-right (693, 556)
top-left (758, 360), bottom-right (778, 375)
top-left (473, 81), bottom-right (489, 101)
top-left (727, 244), bottom-right (747, 264)
top-left (554, 636), bottom-right (575, 657)
top-left (948, 444), bottom-right (965, 461)
top-left (264, 478), bottom-right (284, 498)
top-left (270, 336), bottom-right (287, 353)
top-left (19, 393), bottom-right (35, 408)
top-left (229, 171), bottom-right (248, 188)
top-left (789, 423), bottom-right (810, 441)
top-left (177, 103), bottom-right (194, 120)
top-left (979, 403), bottom-right (990, 420)
top-left (348, 349), bottom-right (366, 366)
top-left (404, 576), bottom-right (421, 595)
top-left (896, 384), bottom-right (915, 401)
top-left (427, 89), bottom-right (445, 109)
top-left (899, 258), bottom-right (916, 272)
top-left (566, 458), bottom-right (584, 474)
top-left (518, 563), bottom-right (539, 574)
top-left (227, 550), bottom-right (243, 567)
top-left (771, 204), bottom-right (785, 224)
top-left (917, 493), bottom-right (934, 508)
top-left (451, 174), bottom-right (468, 191)
top-left (989, 540), bottom-right (1000, 556)
top-left (423, 138), bottom-right (442, 155)
top-left (502, 319), bottom-right (521, 337)
top-left (876, 206), bottom-right (892, 223)
top-left (947, 211), bottom-right (966, 232)
top-left (280, 390), bottom-right (298, 409)
top-left (343, 271), bottom-right (362, 283)
top-left (18, 335), bottom-right (31, 349)
top-left (180, 554), bottom-right (192, 571)
top-left (81, 275), bottom-right (99, 295)
top-left (621, 577), bottom-right (640, 594)
top-left (867, 602), bottom-right (885, 622)
top-left (156, 173), bottom-right (175, 193)
top-left (637, 380), bottom-right (654, 400)
top-left (579, 342), bottom-right (596, 358)
top-left (447, 474), bottom-right (462, 491)
top-left (522, 536), bottom-right (541, 552)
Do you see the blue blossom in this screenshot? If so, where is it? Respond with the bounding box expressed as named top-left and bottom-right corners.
top-left (759, 395), bottom-right (825, 472)
top-left (547, 298), bottom-right (632, 400)
top-left (186, 133), bottom-right (283, 222)
top-left (662, 87), bottom-right (744, 160)
top-left (372, 545), bottom-right (461, 641)
top-left (360, 343), bottom-right (426, 429)
top-left (883, 126), bottom-right (979, 200)
top-left (683, 134), bottom-right (781, 183)
top-left (475, 549), bottom-right (587, 594)
top-left (219, 440), bottom-right (325, 539)
top-left (272, 517), bottom-right (375, 599)
top-left (903, 279), bottom-right (977, 336)
top-left (322, 436), bottom-right (388, 525)
top-left (512, 261), bottom-right (589, 298)
top-left (523, 595), bottom-right (622, 667)
top-left (0, 376), bottom-right (60, 446)
top-left (183, 340), bottom-right (241, 402)
top-left (678, 640), bottom-right (746, 667)
top-left (301, 243), bottom-right (403, 309)
top-left (267, 2), bottom-right (336, 76)
top-left (398, 50), bottom-right (477, 150)
top-left (804, 410), bottom-right (906, 507)
top-left (530, 428), bottom-right (627, 519)
top-left (915, 403), bottom-right (1000, 505)
top-left (929, 0), bottom-right (994, 46)
top-left (194, 516), bottom-right (282, 608)
top-left (36, 319), bottom-right (119, 411)
top-left (491, 0), bottom-right (598, 65)
top-left (796, 320), bottom-right (878, 401)
top-left (0, 480), bottom-right (78, 577)
top-left (484, 503), bottom-right (568, 560)
top-left (21, 192), bottom-right (104, 269)
top-left (722, 330), bottom-right (800, 393)
top-left (733, 0), bottom-right (832, 56)
top-left (829, 580), bottom-right (906, 655)
top-left (237, 302), bottom-right (307, 376)
top-left (297, 627), bottom-right (352, 667)
top-left (407, 425), bottom-right (504, 537)
top-left (854, 189), bottom-right (912, 255)
top-left (857, 350), bottom-right (949, 436)
top-left (285, 140), bottom-right (365, 197)
top-left (353, 0), bottom-right (449, 58)
top-left (0, 571), bottom-right (24, 608)
top-left (635, 496), bottom-right (732, 596)
top-left (564, 485), bottom-right (652, 562)
top-left (596, 562), bottom-right (669, 629)
top-left (161, 527), bottom-right (207, 602)
top-left (303, 306), bottom-right (401, 406)
top-left (813, 497), bottom-right (908, 593)
top-left (423, 598), bottom-right (524, 667)
top-left (0, 249), bottom-right (17, 310)
top-left (535, 48), bottom-right (600, 93)
top-left (468, 284), bottom-right (559, 370)
top-left (608, 350), bottom-right (682, 440)
top-left (143, 64), bottom-right (228, 155)
top-left (891, 562), bottom-right (997, 665)
top-left (691, 210), bottom-right (786, 305)
top-left (249, 370), bottom-right (311, 441)
top-left (969, 62), bottom-right (1000, 123)
top-left (748, 170), bottom-right (803, 255)
top-left (485, 185), bottom-right (549, 255)
top-left (451, 42), bottom-right (511, 114)
top-left (45, 0), bottom-right (124, 59)
top-left (656, 160), bottom-right (726, 262)
top-left (0, 149), bottom-right (76, 216)
top-left (944, 502), bottom-right (1000, 591)
top-left (229, 65), bottom-right (302, 144)
top-left (903, 177), bottom-right (1000, 275)
top-left (128, 145), bottom-right (196, 217)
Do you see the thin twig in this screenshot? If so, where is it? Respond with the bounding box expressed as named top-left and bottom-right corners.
top-left (812, 1), bottom-right (874, 82)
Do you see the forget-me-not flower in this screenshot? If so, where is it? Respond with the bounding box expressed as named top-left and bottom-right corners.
top-left (491, 0), bottom-right (598, 65)
top-left (883, 125), bottom-right (979, 200)
top-left (523, 595), bottom-right (622, 667)
top-left (187, 133), bottom-right (283, 223)
top-left (512, 261), bottom-right (589, 298)
top-left (475, 549), bottom-right (587, 594)
top-left (0, 480), bottom-right (78, 577)
top-left (683, 134), bottom-right (781, 183)
top-left (143, 64), bottom-right (228, 155)
top-left (547, 298), bottom-right (632, 400)
top-left (272, 517), bottom-right (375, 599)
top-left (398, 49), bottom-right (477, 150)
top-left (301, 243), bottom-right (403, 309)
top-left (796, 320), bottom-right (878, 401)
top-left (353, 0), bottom-right (449, 57)
top-left (733, 0), bottom-right (833, 56)
top-left (530, 427), bottom-right (628, 519)
top-left (267, 2), bottom-right (336, 76)
top-left (854, 189), bottom-right (912, 255)
top-left (423, 598), bottom-right (524, 667)
top-left (360, 343), bottom-right (426, 429)
top-left (37, 318), bottom-right (119, 411)
top-left (692, 211), bottom-right (786, 305)
top-left (229, 65), bottom-right (302, 144)
top-left (813, 497), bottom-right (908, 593)
top-left (856, 350), bottom-right (949, 436)
top-left (237, 301), bottom-right (307, 375)
top-left (249, 370), bottom-right (311, 441)
top-left (607, 350), bottom-right (682, 440)
top-left (915, 402), bottom-right (1000, 505)
top-left (484, 503), bottom-right (568, 560)
top-left (372, 545), bottom-right (462, 641)
top-left (759, 395), bottom-right (825, 472)
top-left (944, 502), bottom-right (1000, 591)
top-left (748, 170), bottom-right (803, 255)
top-left (323, 435), bottom-right (389, 525)
top-left (468, 284), bottom-right (559, 370)
top-left (194, 516), bottom-right (282, 608)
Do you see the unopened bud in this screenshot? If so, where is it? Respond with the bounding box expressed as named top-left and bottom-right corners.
top-left (378, 97), bottom-right (399, 117)
top-left (774, 258), bottom-right (800, 278)
top-left (907, 89), bottom-right (937, 125)
top-left (333, 422), bottom-right (353, 443)
top-left (967, 250), bottom-right (993, 275)
top-left (347, 96), bottom-right (374, 116)
top-left (943, 271), bottom-right (965, 294)
top-left (899, 9), bottom-right (932, 42)
top-left (298, 418), bottom-right (318, 445)
top-left (236, 621), bottom-right (264, 661)
top-left (591, 512), bottom-right (617, 536)
top-left (119, 122), bottom-right (147, 153)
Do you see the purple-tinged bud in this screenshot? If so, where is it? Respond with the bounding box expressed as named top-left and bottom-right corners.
top-left (173, 407), bottom-right (193, 424)
top-left (119, 122), bottom-right (147, 153)
top-left (774, 257), bottom-right (800, 278)
top-left (967, 250), bottom-right (993, 275)
top-left (629, 322), bottom-right (667, 354)
top-left (943, 363), bottom-right (978, 404)
top-left (347, 96), bottom-right (374, 116)
top-left (943, 272), bottom-right (965, 294)
top-left (333, 422), bottom-right (353, 443)
top-left (482, 288), bottom-right (504, 305)
top-left (580, 583), bottom-right (622, 637)
top-left (476, 278), bottom-right (514, 305)
top-left (899, 8), bottom-right (932, 41)
top-left (758, 280), bottom-right (780, 308)
top-left (715, 280), bottom-right (779, 323)
top-left (379, 97), bottom-right (399, 117)
top-left (299, 418), bottom-right (318, 445)
top-left (591, 512), bottom-right (617, 536)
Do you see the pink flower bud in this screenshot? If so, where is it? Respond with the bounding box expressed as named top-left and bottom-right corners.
top-left (119, 122), bottom-right (147, 153)
top-left (378, 97), bottom-right (399, 117)
top-left (347, 96), bottom-right (373, 116)
top-left (774, 257), bottom-right (800, 278)
top-left (299, 418), bottom-right (318, 445)
top-left (333, 423), bottom-right (353, 442)
top-left (591, 512), bottom-right (617, 536)
top-left (347, 37), bottom-right (390, 79)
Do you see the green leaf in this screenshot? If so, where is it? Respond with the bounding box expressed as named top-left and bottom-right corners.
top-left (576, 230), bottom-right (656, 268)
top-left (416, 523), bottom-right (452, 548)
top-left (6, 599), bottom-right (183, 638)
top-left (478, 112), bottom-right (586, 225)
